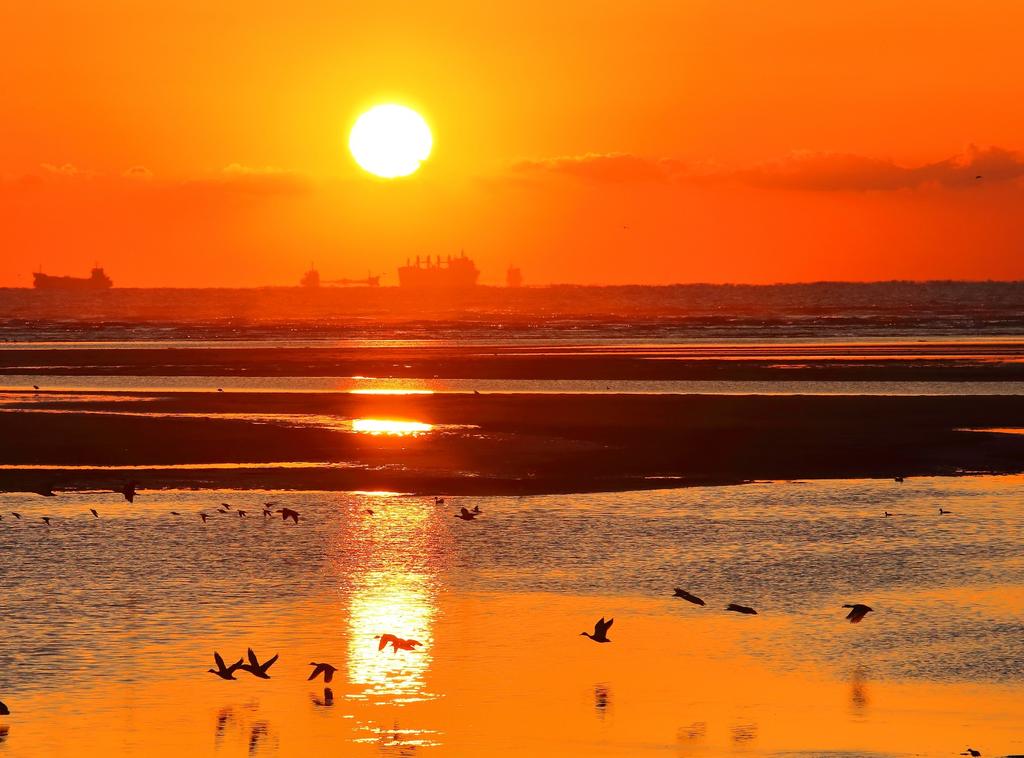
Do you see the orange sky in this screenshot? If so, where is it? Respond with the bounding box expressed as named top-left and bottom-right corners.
top-left (3, 1), bottom-right (1024, 286)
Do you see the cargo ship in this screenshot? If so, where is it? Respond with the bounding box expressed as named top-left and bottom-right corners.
top-left (33, 267), bottom-right (113, 290)
top-left (398, 252), bottom-right (479, 288)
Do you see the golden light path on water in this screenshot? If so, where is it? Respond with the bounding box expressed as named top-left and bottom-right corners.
top-left (351, 418), bottom-right (433, 435)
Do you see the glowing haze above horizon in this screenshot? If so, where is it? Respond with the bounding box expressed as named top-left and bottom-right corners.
top-left (4, 1), bottom-right (1024, 287)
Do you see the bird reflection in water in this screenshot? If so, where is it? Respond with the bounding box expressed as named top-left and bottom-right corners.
top-left (677, 721), bottom-right (706, 742)
top-left (0, 725), bottom-right (9, 745)
top-left (248, 721), bottom-right (271, 756)
top-left (312, 687), bottom-right (334, 707)
top-left (593, 683), bottom-right (611, 719)
top-left (849, 667), bottom-right (870, 715)
top-left (731, 722), bottom-right (758, 744)
top-left (214, 707), bottom-right (233, 743)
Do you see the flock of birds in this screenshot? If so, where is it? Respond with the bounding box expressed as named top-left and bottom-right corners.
top-left (0, 477), bottom-right (992, 756)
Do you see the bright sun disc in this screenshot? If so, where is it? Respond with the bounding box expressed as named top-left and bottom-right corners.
top-left (349, 104), bottom-right (432, 178)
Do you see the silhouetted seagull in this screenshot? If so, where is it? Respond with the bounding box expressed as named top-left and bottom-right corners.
top-left (725, 603), bottom-right (758, 615)
top-left (672, 588), bottom-right (706, 606)
top-left (308, 662), bottom-right (338, 683)
top-left (32, 385), bottom-right (39, 390)
top-left (0, 700), bottom-right (8, 716)
top-left (90, 509), bottom-right (99, 518)
top-left (365, 509), bottom-right (374, 515)
top-left (218, 507), bottom-right (229, 514)
top-left (221, 503), bottom-right (232, 510)
top-left (581, 617), bottom-right (614, 643)
top-left (262, 508), bottom-right (273, 518)
top-left (208, 652), bottom-right (244, 680)
top-left (200, 513), bottom-right (209, 523)
top-left (237, 510), bottom-right (247, 518)
top-left (939, 508), bottom-right (952, 515)
top-left (961, 749), bottom-right (981, 757)
top-left (239, 648), bottom-right (279, 679)
top-left (41, 517), bottom-right (52, 526)
top-left (276, 507), bottom-right (300, 524)
top-left (34, 486), bottom-right (56, 497)
top-left (843, 604), bottom-right (874, 623)
top-left (170, 511), bottom-right (183, 516)
top-left (455, 507), bottom-right (478, 521)
top-left (120, 481), bottom-right (137, 503)
top-left (472, 505), bottom-right (482, 514)
top-left (11, 513), bottom-right (21, 520)
top-left (377, 634), bottom-right (422, 653)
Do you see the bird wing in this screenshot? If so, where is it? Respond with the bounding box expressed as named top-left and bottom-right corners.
top-left (214, 652), bottom-right (226, 670)
top-left (461, 507), bottom-right (471, 516)
top-left (260, 653), bottom-right (279, 673)
top-left (323, 667), bottom-right (335, 683)
top-left (308, 663), bottom-right (325, 680)
top-left (247, 648), bottom-right (260, 668)
top-left (378, 634), bottom-right (396, 651)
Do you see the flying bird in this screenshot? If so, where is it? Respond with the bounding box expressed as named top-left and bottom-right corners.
top-left (239, 648), bottom-right (279, 679)
top-left (41, 517), bottom-right (52, 526)
top-left (276, 507), bottom-right (300, 524)
top-left (237, 510), bottom-right (247, 518)
top-left (377, 634), bottom-right (422, 653)
top-left (725, 603), bottom-right (758, 615)
top-left (221, 503), bottom-right (232, 510)
top-left (90, 509), bottom-right (99, 518)
top-left (170, 511), bottom-right (183, 516)
top-left (262, 508), bottom-right (273, 518)
top-left (672, 588), bottom-right (706, 606)
top-left (308, 662), bottom-right (338, 684)
top-left (199, 513), bottom-right (209, 523)
top-left (580, 617), bottom-right (614, 643)
top-left (365, 509), bottom-right (374, 515)
top-left (32, 384), bottom-right (39, 390)
top-left (208, 652), bottom-right (244, 680)
top-left (454, 507), bottom-right (478, 521)
top-left (11, 513), bottom-right (21, 520)
top-left (843, 604), bottom-right (874, 623)
top-left (472, 505), bottom-right (482, 514)
top-left (120, 481), bottom-right (137, 503)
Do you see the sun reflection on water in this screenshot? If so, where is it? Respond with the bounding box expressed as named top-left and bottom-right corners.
top-left (351, 418), bottom-right (433, 436)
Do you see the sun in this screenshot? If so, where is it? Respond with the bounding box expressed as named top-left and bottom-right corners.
top-left (349, 104), bottom-right (432, 179)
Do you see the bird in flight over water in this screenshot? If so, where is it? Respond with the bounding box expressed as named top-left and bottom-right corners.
top-left (725, 603), bottom-right (758, 615)
top-left (672, 588), bottom-right (706, 606)
top-left (120, 481), bottom-right (137, 503)
top-left (90, 509), bottom-right (99, 518)
top-left (581, 617), bottom-right (614, 643)
top-left (308, 662), bottom-right (338, 683)
top-left (208, 652), bottom-right (244, 680)
top-left (454, 507), bottom-right (478, 521)
top-left (41, 517), bottom-right (52, 526)
top-left (377, 634), bottom-right (422, 653)
top-left (276, 507), bottom-right (300, 524)
top-left (239, 648), bottom-right (279, 679)
top-left (843, 604), bottom-right (874, 623)
top-left (200, 513), bottom-right (208, 523)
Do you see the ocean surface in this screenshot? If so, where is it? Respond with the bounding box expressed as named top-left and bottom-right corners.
top-left (0, 479), bottom-right (1021, 756)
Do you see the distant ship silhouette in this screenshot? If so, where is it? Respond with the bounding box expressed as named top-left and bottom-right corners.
top-left (33, 267), bottom-right (113, 290)
top-left (399, 252), bottom-right (479, 288)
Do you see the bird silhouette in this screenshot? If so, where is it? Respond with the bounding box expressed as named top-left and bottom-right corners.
top-left (41, 517), bottom-right (52, 526)
top-left (308, 662), bottom-right (338, 683)
top-left (170, 511), bottom-right (183, 516)
top-left (90, 509), bottom-right (99, 518)
top-left (672, 588), bottom-right (706, 606)
top-left (843, 604), bottom-right (874, 623)
top-left (0, 700), bottom-right (8, 716)
top-left (208, 652), bottom-right (244, 680)
top-left (34, 486), bottom-right (56, 497)
top-left (221, 503), bottom-right (232, 510)
top-left (434, 497), bottom-right (445, 505)
top-left (237, 510), bottom-right (247, 518)
top-left (120, 481), bottom-right (137, 503)
top-left (200, 513), bottom-right (208, 523)
top-left (883, 511), bottom-right (892, 517)
top-left (217, 388), bottom-right (224, 392)
top-left (312, 687), bottom-right (334, 707)
top-left (454, 507), bottom-right (478, 521)
top-left (377, 634), bottom-right (422, 653)
top-left (239, 648), bottom-right (279, 679)
top-left (581, 617), bottom-right (614, 643)
top-left (276, 507), bottom-right (300, 524)
top-left (894, 476), bottom-right (904, 483)
top-left (939, 508), bottom-right (952, 515)
top-left (11, 513), bottom-right (21, 520)
top-left (961, 749), bottom-right (981, 757)
top-left (365, 509), bottom-right (374, 515)
top-left (32, 384), bottom-right (39, 390)
top-left (725, 603), bottom-right (758, 615)
top-left (262, 508), bottom-right (273, 518)
top-left (472, 505), bottom-right (482, 514)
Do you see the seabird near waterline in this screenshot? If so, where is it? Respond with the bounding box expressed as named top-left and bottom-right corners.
top-left (90, 509), bottom-right (99, 518)
top-left (843, 604), bottom-right (874, 623)
top-left (308, 662), bottom-right (338, 683)
top-left (454, 507), bottom-right (478, 521)
top-left (725, 603), bottom-right (758, 615)
top-left (939, 508), bottom-right (952, 515)
top-left (581, 617), bottom-right (614, 643)
top-left (672, 588), bottom-right (706, 606)
top-left (208, 652), bottom-right (244, 680)
top-left (120, 481), bottom-right (137, 503)
top-left (377, 634), bottom-right (422, 653)
top-left (276, 508), bottom-right (300, 524)
top-left (239, 648), bottom-right (279, 679)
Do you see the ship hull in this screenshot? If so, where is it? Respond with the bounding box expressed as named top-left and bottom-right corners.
top-left (33, 270), bottom-right (113, 290)
top-left (398, 255), bottom-right (479, 288)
